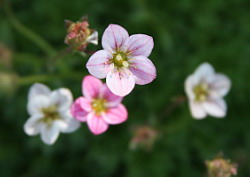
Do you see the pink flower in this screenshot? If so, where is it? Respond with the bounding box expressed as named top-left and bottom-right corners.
top-left (70, 75), bottom-right (128, 135)
top-left (86, 24), bottom-right (156, 96)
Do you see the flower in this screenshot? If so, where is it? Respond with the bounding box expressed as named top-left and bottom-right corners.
top-left (185, 63), bottom-right (231, 119)
top-left (206, 156), bottom-right (237, 177)
top-left (86, 24), bottom-right (156, 96)
top-left (64, 17), bottom-right (98, 51)
top-left (129, 125), bottom-right (158, 151)
top-left (24, 83), bottom-right (80, 145)
top-left (71, 75), bottom-right (128, 135)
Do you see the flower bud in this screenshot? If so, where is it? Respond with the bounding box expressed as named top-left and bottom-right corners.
top-left (206, 156), bottom-right (237, 177)
top-left (64, 17), bottom-right (98, 51)
top-left (129, 125), bottom-right (158, 151)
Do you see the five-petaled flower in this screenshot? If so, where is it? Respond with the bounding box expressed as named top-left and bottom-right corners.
top-left (64, 17), bottom-right (98, 51)
top-left (71, 75), bottom-right (128, 135)
top-left (86, 24), bottom-right (156, 96)
top-left (185, 63), bottom-right (231, 119)
top-left (24, 83), bottom-right (80, 145)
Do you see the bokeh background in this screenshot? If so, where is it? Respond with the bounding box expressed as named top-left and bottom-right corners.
top-left (1, 0), bottom-right (250, 176)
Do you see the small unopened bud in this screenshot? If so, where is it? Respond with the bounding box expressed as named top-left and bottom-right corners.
top-left (129, 125), bottom-right (158, 151)
top-left (64, 17), bottom-right (98, 51)
top-left (0, 43), bottom-right (12, 69)
top-left (0, 72), bottom-right (18, 95)
top-left (206, 155), bottom-right (237, 177)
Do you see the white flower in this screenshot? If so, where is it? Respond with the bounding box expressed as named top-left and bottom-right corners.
top-left (185, 63), bottom-right (231, 119)
top-left (24, 83), bottom-right (80, 145)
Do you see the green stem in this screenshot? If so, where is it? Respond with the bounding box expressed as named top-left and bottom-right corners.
top-left (3, 0), bottom-right (56, 57)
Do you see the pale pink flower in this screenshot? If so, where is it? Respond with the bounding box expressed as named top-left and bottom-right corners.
top-left (185, 63), bottom-right (231, 119)
top-left (86, 24), bottom-right (156, 96)
top-left (71, 75), bottom-right (128, 135)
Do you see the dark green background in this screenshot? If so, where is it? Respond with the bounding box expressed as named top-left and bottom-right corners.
top-left (1, 0), bottom-right (250, 176)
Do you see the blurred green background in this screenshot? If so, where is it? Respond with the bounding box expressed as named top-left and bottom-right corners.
top-left (1, 0), bottom-right (250, 176)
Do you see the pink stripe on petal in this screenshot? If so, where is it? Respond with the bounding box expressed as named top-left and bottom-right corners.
top-left (124, 34), bottom-right (154, 57)
top-left (86, 50), bottom-right (112, 79)
top-left (106, 69), bottom-right (135, 97)
top-left (100, 84), bottom-right (123, 107)
top-left (71, 97), bottom-right (89, 122)
top-left (129, 56), bottom-right (156, 85)
top-left (102, 104), bottom-right (128, 125)
top-left (102, 24), bottom-right (129, 52)
top-left (87, 113), bottom-right (108, 135)
top-left (82, 75), bottom-right (103, 100)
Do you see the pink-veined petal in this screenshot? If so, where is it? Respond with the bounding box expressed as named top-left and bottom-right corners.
top-left (124, 34), bottom-right (154, 57)
top-left (102, 104), bottom-right (128, 124)
top-left (100, 84), bottom-right (123, 107)
top-left (189, 101), bottom-right (207, 119)
top-left (102, 24), bottom-right (129, 52)
top-left (209, 74), bottom-right (231, 98)
top-left (106, 69), bottom-right (135, 97)
top-left (203, 98), bottom-right (227, 118)
top-left (129, 56), bottom-right (156, 85)
top-left (87, 113), bottom-right (108, 135)
top-left (71, 97), bottom-right (89, 122)
top-left (82, 75), bottom-right (103, 100)
top-left (86, 50), bottom-right (112, 79)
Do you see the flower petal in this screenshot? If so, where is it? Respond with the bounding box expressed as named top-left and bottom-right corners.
top-left (86, 50), bottom-right (112, 79)
top-left (129, 56), bottom-right (156, 85)
top-left (106, 69), bottom-right (135, 96)
top-left (82, 75), bottom-right (103, 100)
top-left (87, 113), bottom-right (108, 135)
top-left (49, 88), bottom-right (73, 112)
top-left (194, 62), bottom-right (215, 81)
top-left (102, 104), bottom-right (128, 124)
top-left (102, 24), bottom-right (129, 52)
top-left (61, 118), bottom-right (81, 133)
top-left (40, 123), bottom-right (60, 145)
top-left (100, 84), bottom-right (123, 107)
top-left (185, 75), bottom-right (196, 100)
top-left (86, 31), bottom-right (98, 45)
top-left (209, 74), bottom-right (231, 98)
top-left (27, 95), bottom-right (50, 115)
top-left (189, 101), bottom-right (207, 119)
top-left (203, 98), bottom-right (227, 118)
top-left (24, 113), bottom-right (44, 136)
top-left (70, 97), bottom-right (89, 122)
top-left (124, 34), bottom-right (154, 57)
top-left (28, 83), bottom-right (51, 101)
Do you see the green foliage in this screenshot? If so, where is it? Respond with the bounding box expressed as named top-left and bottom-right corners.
top-left (0, 0), bottom-right (250, 176)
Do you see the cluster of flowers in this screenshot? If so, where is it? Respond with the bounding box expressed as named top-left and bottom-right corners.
top-left (24, 19), bottom-right (231, 145)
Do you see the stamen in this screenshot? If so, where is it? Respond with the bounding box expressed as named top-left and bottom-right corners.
top-left (91, 98), bottom-right (107, 115)
top-left (193, 83), bottom-right (208, 101)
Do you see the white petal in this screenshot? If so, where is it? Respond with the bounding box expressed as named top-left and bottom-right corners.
top-left (86, 31), bottom-right (98, 45)
top-left (28, 83), bottom-right (51, 101)
top-left (209, 74), bottom-right (231, 98)
top-left (49, 88), bottom-right (73, 112)
top-left (184, 75), bottom-right (196, 100)
top-left (194, 62), bottom-right (215, 81)
top-left (189, 101), bottom-right (207, 119)
top-left (27, 95), bottom-right (50, 115)
top-left (40, 124), bottom-right (60, 145)
top-left (203, 98), bottom-right (227, 118)
top-left (59, 111), bottom-right (81, 133)
top-left (24, 113), bottom-right (44, 136)
top-left (106, 69), bottom-right (135, 96)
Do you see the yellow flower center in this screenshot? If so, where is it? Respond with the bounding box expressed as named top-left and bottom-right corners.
top-left (193, 83), bottom-right (208, 101)
top-left (91, 98), bottom-right (107, 115)
top-left (40, 105), bottom-right (60, 125)
top-left (111, 51), bottom-right (129, 69)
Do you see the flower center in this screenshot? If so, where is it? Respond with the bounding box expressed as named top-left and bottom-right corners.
top-left (111, 51), bottom-right (129, 69)
top-left (193, 83), bottom-right (208, 101)
top-left (91, 98), bottom-right (107, 115)
top-left (41, 105), bottom-right (60, 125)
